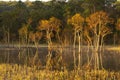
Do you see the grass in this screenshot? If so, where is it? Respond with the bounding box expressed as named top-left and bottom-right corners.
top-left (0, 64), bottom-right (120, 80)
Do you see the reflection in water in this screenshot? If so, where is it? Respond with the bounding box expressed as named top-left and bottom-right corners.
top-left (0, 46), bottom-right (120, 71)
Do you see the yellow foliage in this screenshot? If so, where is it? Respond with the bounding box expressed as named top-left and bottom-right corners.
top-left (38, 20), bottom-right (49, 30)
top-left (38, 17), bottom-right (61, 32)
top-left (29, 31), bottom-right (35, 42)
top-left (116, 18), bottom-right (120, 31)
top-left (18, 24), bottom-right (28, 36)
top-left (27, 18), bottom-right (32, 25)
top-left (49, 17), bottom-right (61, 32)
top-left (86, 11), bottom-right (111, 35)
top-left (67, 13), bottom-right (84, 32)
top-left (29, 31), bottom-right (42, 42)
top-left (37, 17), bottom-right (61, 42)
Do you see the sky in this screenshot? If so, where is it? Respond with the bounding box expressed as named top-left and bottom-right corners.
top-left (0, 0), bottom-right (51, 2)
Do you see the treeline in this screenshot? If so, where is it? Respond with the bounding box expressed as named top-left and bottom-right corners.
top-left (0, 0), bottom-right (120, 45)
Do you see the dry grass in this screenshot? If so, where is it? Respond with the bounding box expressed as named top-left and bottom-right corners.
top-left (0, 64), bottom-right (120, 80)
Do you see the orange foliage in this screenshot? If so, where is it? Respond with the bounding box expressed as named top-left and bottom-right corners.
top-left (86, 11), bottom-right (111, 35)
top-left (67, 13), bottom-right (84, 31)
top-left (37, 17), bottom-right (61, 32)
top-left (18, 24), bottom-right (28, 36)
top-left (29, 31), bottom-right (42, 42)
top-left (116, 18), bottom-right (120, 31)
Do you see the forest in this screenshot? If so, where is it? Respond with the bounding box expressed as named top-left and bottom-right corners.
top-left (0, 0), bottom-right (120, 80)
top-left (0, 0), bottom-right (120, 45)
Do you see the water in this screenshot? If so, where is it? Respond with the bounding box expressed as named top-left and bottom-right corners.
top-left (0, 45), bottom-right (120, 71)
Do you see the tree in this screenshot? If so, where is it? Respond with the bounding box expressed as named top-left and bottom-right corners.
top-left (86, 11), bottom-right (111, 70)
top-left (48, 1), bottom-right (65, 20)
top-left (18, 18), bottom-right (32, 44)
top-left (64, 0), bottom-right (84, 18)
top-left (81, 0), bottom-right (105, 17)
top-left (0, 1), bottom-right (29, 43)
top-left (114, 1), bottom-right (120, 18)
top-left (68, 13), bottom-right (84, 70)
top-left (0, 11), bottom-right (15, 44)
top-left (115, 18), bottom-right (120, 44)
top-left (29, 31), bottom-right (42, 44)
top-left (116, 18), bottom-right (120, 30)
top-left (29, 1), bottom-right (55, 28)
top-left (28, 31), bottom-right (42, 66)
top-left (37, 17), bottom-right (61, 70)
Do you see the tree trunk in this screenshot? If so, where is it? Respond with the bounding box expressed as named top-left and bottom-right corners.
top-left (78, 33), bottom-right (81, 70)
top-left (113, 33), bottom-right (117, 46)
top-left (7, 28), bottom-right (10, 63)
top-left (73, 31), bottom-right (76, 70)
top-left (46, 31), bottom-right (52, 70)
top-left (100, 36), bottom-right (104, 69)
top-left (95, 35), bottom-right (100, 70)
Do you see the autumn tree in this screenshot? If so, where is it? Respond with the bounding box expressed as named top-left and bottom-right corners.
top-left (28, 31), bottom-right (42, 66)
top-left (86, 11), bottom-right (111, 70)
top-left (18, 18), bottom-right (32, 44)
top-left (37, 17), bottom-right (61, 70)
top-left (29, 31), bottom-right (42, 45)
top-left (116, 18), bottom-right (120, 31)
top-left (115, 18), bottom-right (120, 44)
top-left (68, 13), bottom-right (84, 70)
